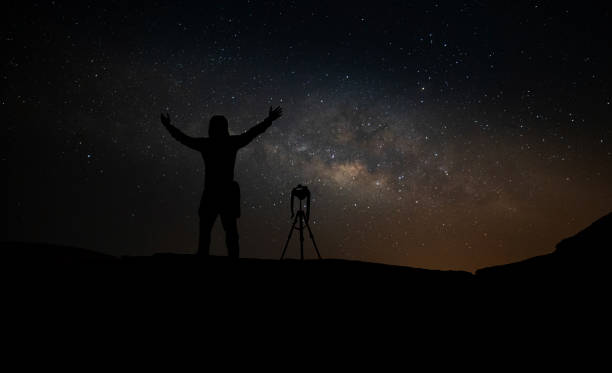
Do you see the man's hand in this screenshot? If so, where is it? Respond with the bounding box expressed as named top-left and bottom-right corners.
top-left (267, 106), bottom-right (283, 122)
top-left (160, 112), bottom-right (171, 126)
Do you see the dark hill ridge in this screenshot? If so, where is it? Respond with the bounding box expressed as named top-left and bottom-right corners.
top-left (1, 242), bottom-right (472, 285)
top-left (556, 211), bottom-right (611, 257)
top-left (121, 253), bottom-right (474, 284)
top-left (0, 242), bottom-right (118, 263)
top-left (2, 211), bottom-right (610, 285)
top-left (475, 211), bottom-right (611, 281)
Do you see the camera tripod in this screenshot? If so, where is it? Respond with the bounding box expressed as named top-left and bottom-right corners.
top-left (280, 184), bottom-right (322, 260)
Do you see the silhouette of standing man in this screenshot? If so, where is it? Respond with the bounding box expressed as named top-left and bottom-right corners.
top-left (161, 106), bottom-right (283, 258)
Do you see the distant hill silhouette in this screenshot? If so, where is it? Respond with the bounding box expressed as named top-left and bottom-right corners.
top-left (5, 212), bottom-right (610, 336)
top-left (3, 211), bottom-right (609, 289)
top-left (1, 243), bottom-right (471, 287)
top-left (475, 212), bottom-right (611, 283)
top-left (1, 242), bottom-right (118, 264)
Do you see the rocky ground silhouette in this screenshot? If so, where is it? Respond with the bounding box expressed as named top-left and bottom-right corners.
top-left (4, 213), bottom-right (610, 346)
top-left (3, 212), bottom-right (609, 302)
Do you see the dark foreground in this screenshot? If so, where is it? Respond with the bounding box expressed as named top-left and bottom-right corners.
top-left (2, 212), bottom-right (610, 299)
top-left (3, 214), bottom-right (610, 347)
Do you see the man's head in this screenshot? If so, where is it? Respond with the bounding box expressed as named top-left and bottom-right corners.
top-left (209, 115), bottom-right (229, 138)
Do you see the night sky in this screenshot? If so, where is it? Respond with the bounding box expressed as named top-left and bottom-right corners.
top-left (3, 1), bottom-right (612, 271)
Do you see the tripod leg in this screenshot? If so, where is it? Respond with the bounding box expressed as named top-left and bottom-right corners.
top-left (299, 213), bottom-right (305, 260)
top-left (281, 214), bottom-right (299, 260)
top-left (304, 220), bottom-right (322, 259)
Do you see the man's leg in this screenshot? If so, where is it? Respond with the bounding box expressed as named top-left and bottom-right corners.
top-left (220, 212), bottom-right (239, 259)
top-left (198, 207), bottom-right (218, 256)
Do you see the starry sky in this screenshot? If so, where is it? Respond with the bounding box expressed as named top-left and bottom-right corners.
top-left (3, 1), bottom-right (612, 271)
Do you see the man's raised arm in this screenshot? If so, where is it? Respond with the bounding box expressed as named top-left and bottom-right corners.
top-left (236, 106), bottom-right (283, 148)
top-left (160, 113), bottom-right (202, 150)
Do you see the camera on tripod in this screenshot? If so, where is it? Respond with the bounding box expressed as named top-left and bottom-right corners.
top-left (280, 184), bottom-right (322, 260)
top-left (291, 184), bottom-right (310, 220)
